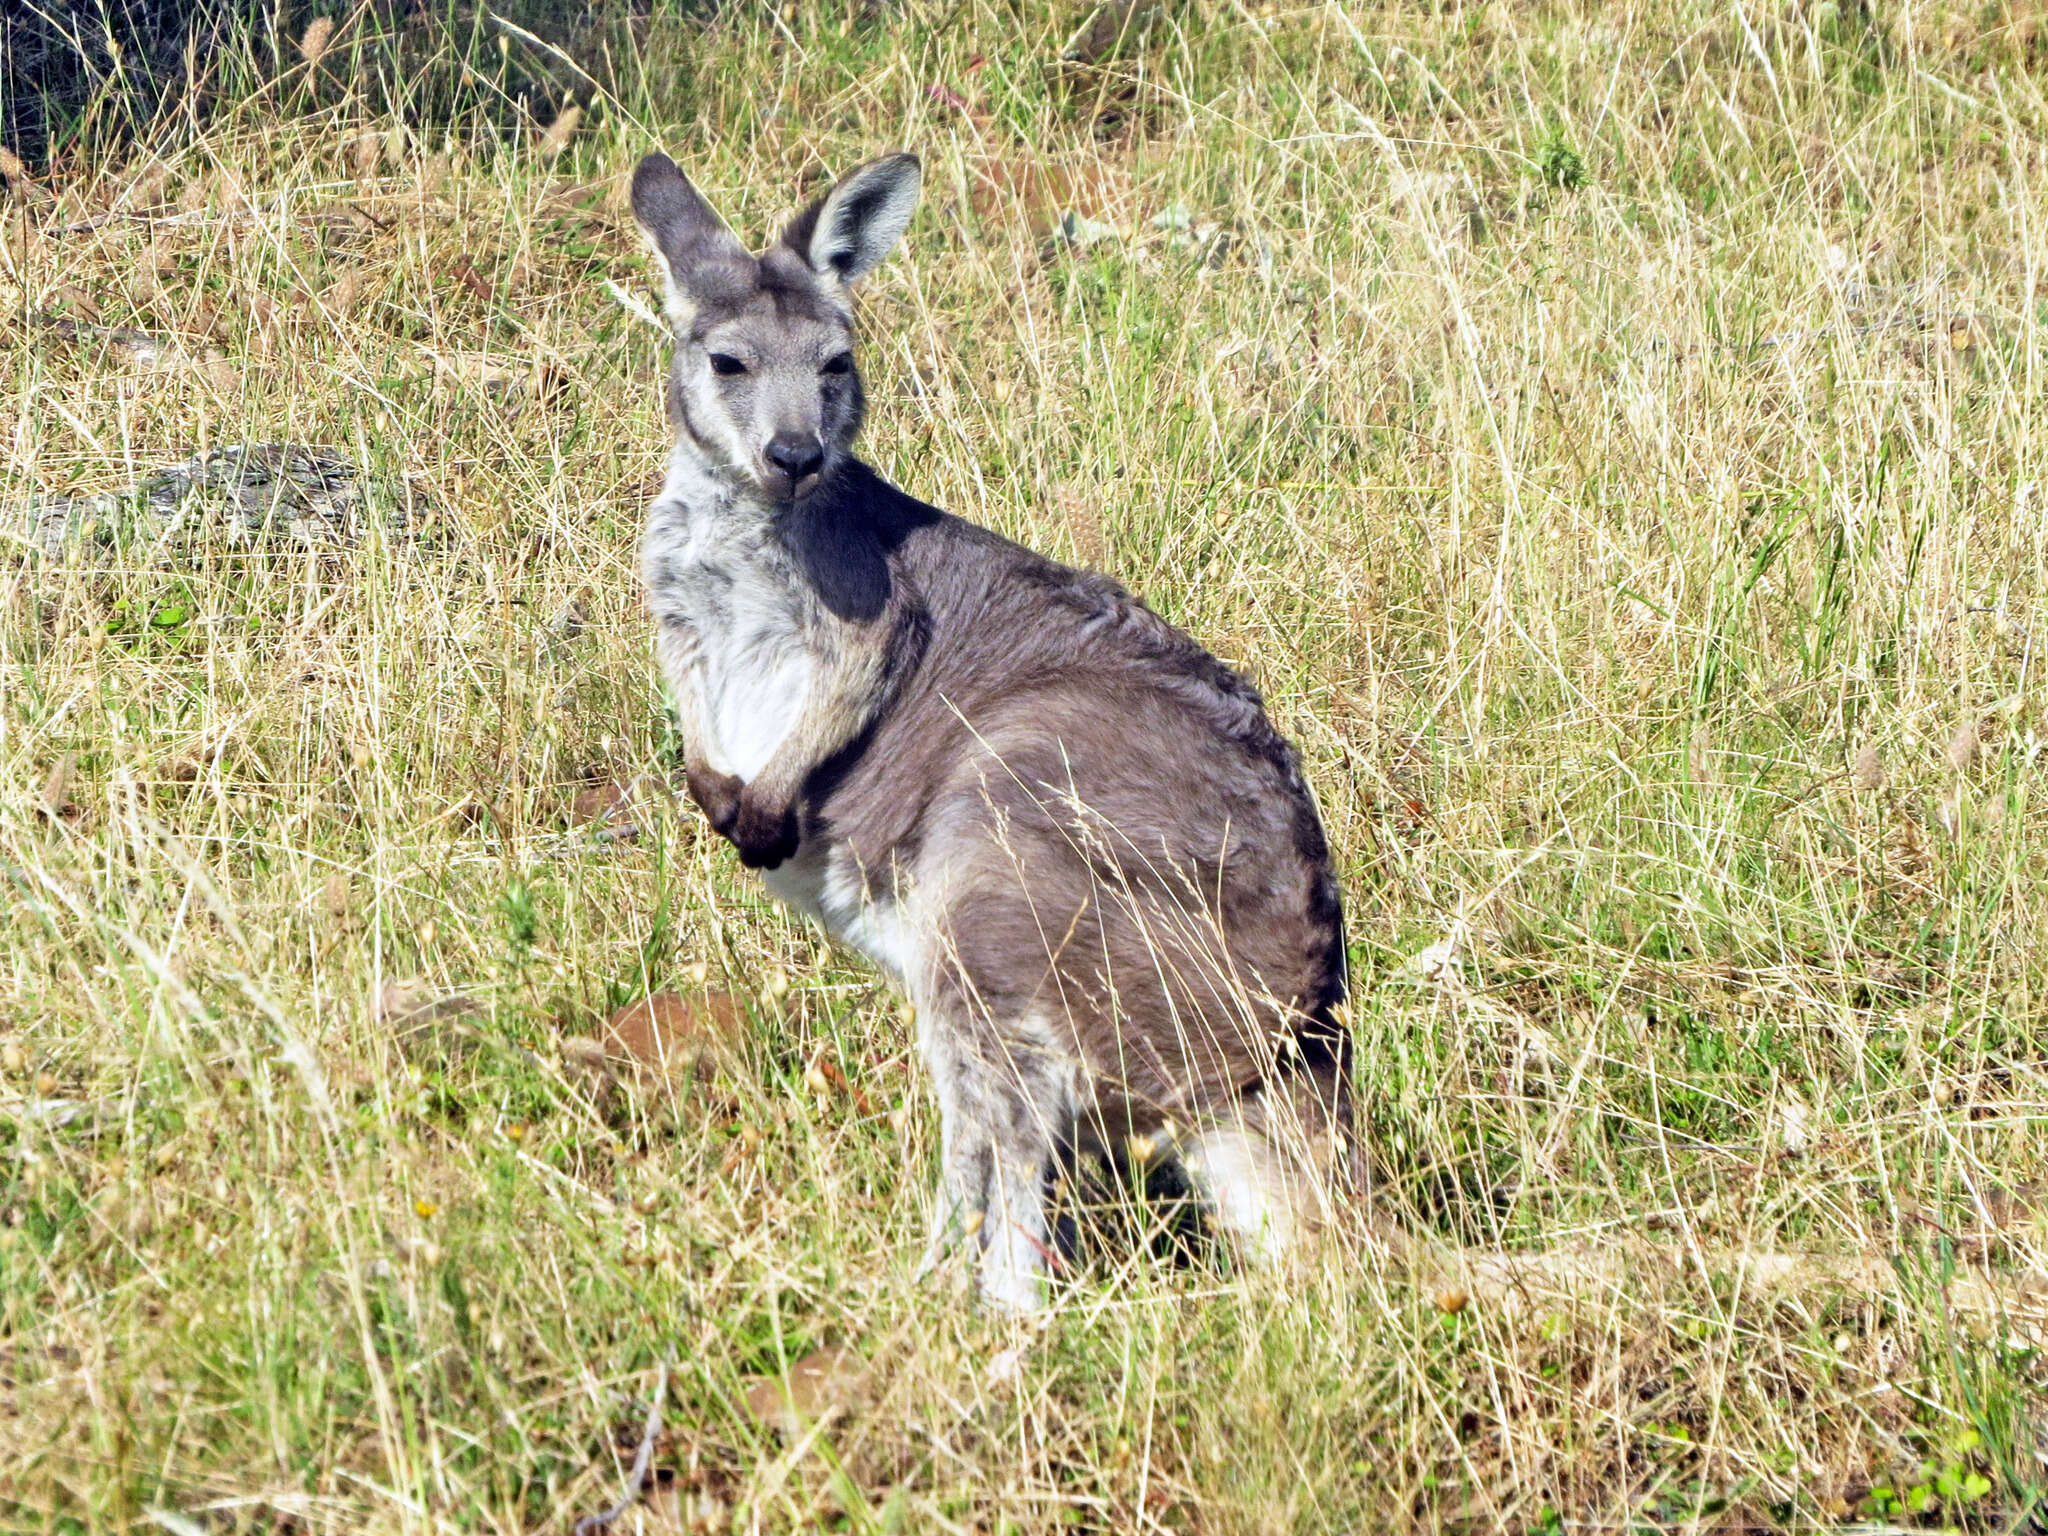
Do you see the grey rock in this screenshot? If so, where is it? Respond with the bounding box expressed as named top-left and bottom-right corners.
top-left (1, 443), bottom-right (430, 559)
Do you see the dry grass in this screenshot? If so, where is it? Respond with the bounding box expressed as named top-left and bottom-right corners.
top-left (4, 0), bottom-right (2048, 1530)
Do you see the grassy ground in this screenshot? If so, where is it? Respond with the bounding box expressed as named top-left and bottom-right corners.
top-left (5, 0), bottom-right (2048, 1530)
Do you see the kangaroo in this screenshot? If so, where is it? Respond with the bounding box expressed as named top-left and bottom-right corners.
top-left (631, 150), bottom-right (1354, 1310)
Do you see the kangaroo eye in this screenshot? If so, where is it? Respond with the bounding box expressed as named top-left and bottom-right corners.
top-left (820, 353), bottom-right (854, 376)
top-left (708, 353), bottom-right (748, 376)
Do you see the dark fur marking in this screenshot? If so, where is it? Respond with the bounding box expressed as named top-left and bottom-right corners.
top-left (779, 463), bottom-right (940, 623)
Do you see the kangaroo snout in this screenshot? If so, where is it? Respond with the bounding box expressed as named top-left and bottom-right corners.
top-left (763, 433), bottom-right (826, 498)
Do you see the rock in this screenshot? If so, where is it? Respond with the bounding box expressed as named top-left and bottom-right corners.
top-left (2, 443), bottom-right (431, 560)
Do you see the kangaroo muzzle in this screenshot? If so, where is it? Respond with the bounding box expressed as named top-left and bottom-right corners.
top-left (762, 432), bottom-right (826, 500)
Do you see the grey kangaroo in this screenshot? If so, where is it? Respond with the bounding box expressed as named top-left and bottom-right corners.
top-left (631, 149), bottom-right (1354, 1309)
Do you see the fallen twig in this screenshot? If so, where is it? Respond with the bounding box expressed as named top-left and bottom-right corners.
top-left (573, 1360), bottom-right (670, 1536)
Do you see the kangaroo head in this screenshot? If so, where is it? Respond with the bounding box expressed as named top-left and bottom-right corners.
top-left (630, 150), bottom-right (921, 504)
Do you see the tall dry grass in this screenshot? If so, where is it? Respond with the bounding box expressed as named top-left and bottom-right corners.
top-left (2, 0), bottom-right (2046, 1530)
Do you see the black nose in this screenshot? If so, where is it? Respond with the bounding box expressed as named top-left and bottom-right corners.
top-left (766, 435), bottom-right (824, 481)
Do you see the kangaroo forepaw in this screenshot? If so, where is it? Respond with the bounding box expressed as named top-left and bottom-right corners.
top-left (732, 791), bottom-right (799, 869)
top-left (685, 764), bottom-right (744, 836)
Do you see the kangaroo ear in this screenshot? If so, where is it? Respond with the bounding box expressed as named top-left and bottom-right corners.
top-left (630, 152), bottom-right (752, 328)
top-left (783, 154), bottom-right (921, 287)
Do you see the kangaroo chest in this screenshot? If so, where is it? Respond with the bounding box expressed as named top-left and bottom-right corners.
top-left (645, 508), bottom-right (814, 783)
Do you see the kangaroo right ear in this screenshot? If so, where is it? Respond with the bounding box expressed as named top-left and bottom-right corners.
top-left (630, 152), bottom-right (752, 329)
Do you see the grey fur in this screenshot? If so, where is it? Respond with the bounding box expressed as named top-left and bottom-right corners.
top-left (631, 152), bottom-right (1354, 1309)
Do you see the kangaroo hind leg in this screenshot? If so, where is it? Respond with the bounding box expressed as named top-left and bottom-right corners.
top-left (919, 1008), bottom-right (1079, 1312)
top-left (1183, 1071), bottom-right (1352, 1267)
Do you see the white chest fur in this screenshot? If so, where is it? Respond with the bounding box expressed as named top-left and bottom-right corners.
top-left (699, 605), bottom-right (812, 783)
top-left (642, 460), bottom-right (814, 783)
top-left (641, 452), bottom-right (924, 994)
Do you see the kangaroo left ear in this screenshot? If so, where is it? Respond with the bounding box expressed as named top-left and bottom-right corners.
top-left (783, 154), bottom-right (922, 287)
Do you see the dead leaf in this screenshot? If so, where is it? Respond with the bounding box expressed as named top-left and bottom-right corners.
top-left (743, 1346), bottom-right (872, 1438)
top-left (1053, 478), bottom-right (1106, 567)
top-left (803, 1050), bottom-right (876, 1114)
top-left (445, 257), bottom-right (494, 302)
top-left (1947, 716), bottom-right (1981, 773)
top-left (50, 284), bottom-right (102, 323)
top-left (201, 349), bottom-right (237, 393)
top-left (1775, 1095), bottom-right (1812, 1154)
top-left (597, 992), bottom-right (742, 1085)
top-left (569, 781), bottom-right (635, 827)
top-left (1687, 722), bottom-right (1711, 782)
top-left (38, 753), bottom-right (75, 818)
top-left (325, 269), bottom-right (361, 313)
top-left (375, 980), bottom-right (479, 1030)
top-left (561, 1036), bottom-right (610, 1076)
top-left (538, 104), bottom-right (582, 160)
top-left (985, 1343), bottom-right (1028, 1386)
top-left (372, 981), bottom-right (486, 1072)
top-left (123, 163), bottom-right (169, 211)
top-left (969, 156), bottom-right (1134, 244)
top-left (350, 131), bottom-right (384, 181)
top-left (426, 348), bottom-right (563, 404)
top-left (1936, 787), bottom-right (1963, 837)
top-left (1394, 925), bottom-right (1469, 986)
top-left (552, 598), bottom-right (588, 641)
top-left (1981, 1182), bottom-right (2046, 1233)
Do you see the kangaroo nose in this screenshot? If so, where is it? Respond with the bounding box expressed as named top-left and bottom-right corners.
top-left (766, 435), bottom-right (824, 481)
